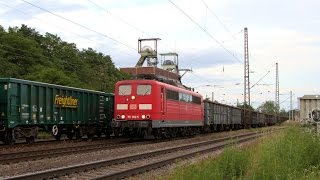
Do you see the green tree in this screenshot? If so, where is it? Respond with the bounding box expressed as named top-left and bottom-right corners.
top-left (17, 24), bottom-right (43, 44)
top-left (280, 108), bottom-right (289, 117)
top-left (0, 27), bottom-right (44, 77)
top-left (0, 24), bottom-right (129, 92)
top-left (237, 102), bottom-right (255, 111)
top-left (257, 100), bottom-right (280, 114)
top-left (79, 48), bottom-right (129, 92)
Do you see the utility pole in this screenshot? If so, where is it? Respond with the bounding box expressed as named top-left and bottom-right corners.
top-left (290, 91), bottom-right (293, 120)
top-left (275, 62), bottom-right (279, 123)
top-left (275, 63), bottom-right (279, 111)
top-left (212, 92), bottom-right (214, 101)
top-left (244, 27), bottom-right (250, 126)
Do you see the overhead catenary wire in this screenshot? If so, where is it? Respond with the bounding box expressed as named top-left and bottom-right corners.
top-left (87, 0), bottom-right (152, 38)
top-left (280, 95), bottom-right (292, 105)
top-left (0, 2), bottom-right (136, 65)
top-left (168, 0), bottom-right (243, 64)
top-left (200, 0), bottom-right (235, 40)
top-left (179, 30), bottom-right (244, 69)
top-left (250, 71), bottom-right (270, 89)
top-left (21, 0), bottom-right (137, 52)
top-left (4, 1), bottom-right (280, 107)
top-left (87, 0), bottom-right (178, 53)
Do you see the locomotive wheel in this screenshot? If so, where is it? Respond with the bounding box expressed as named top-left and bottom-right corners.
top-left (4, 129), bottom-right (15, 145)
top-left (171, 130), bottom-right (177, 138)
top-left (153, 129), bottom-right (161, 140)
top-left (114, 129), bottom-right (120, 137)
top-left (52, 125), bottom-right (61, 140)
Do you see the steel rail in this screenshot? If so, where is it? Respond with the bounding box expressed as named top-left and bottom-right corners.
top-left (6, 131), bottom-right (271, 180)
top-left (0, 140), bottom-right (152, 164)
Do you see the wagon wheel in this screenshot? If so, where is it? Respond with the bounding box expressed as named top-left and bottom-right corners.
top-left (96, 131), bottom-right (101, 138)
top-left (87, 133), bottom-right (94, 141)
top-left (104, 128), bottom-right (111, 139)
top-left (75, 129), bottom-right (81, 140)
top-left (26, 136), bottom-right (35, 144)
top-left (4, 129), bottom-right (15, 145)
top-left (52, 125), bottom-right (61, 141)
top-left (67, 131), bottom-right (74, 140)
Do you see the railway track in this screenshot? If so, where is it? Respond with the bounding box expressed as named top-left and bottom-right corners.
top-left (0, 139), bottom-right (152, 164)
top-left (5, 130), bottom-right (275, 180)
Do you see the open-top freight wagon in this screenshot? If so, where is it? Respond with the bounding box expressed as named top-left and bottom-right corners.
top-left (203, 100), bottom-right (243, 132)
top-left (0, 78), bottom-right (114, 144)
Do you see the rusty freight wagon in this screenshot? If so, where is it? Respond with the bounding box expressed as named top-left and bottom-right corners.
top-left (0, 78), bottom-right (114, 144)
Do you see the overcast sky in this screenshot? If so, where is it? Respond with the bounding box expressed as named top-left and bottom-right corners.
top-left (1, 0), bottom-right (319, 110)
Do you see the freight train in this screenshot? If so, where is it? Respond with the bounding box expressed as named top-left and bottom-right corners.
top-left (112, 79), bottom-right (287, 139)
top-left (0, 78), bottom-right (114, 144)
top-left (0, 78), bottom-right (286, 145)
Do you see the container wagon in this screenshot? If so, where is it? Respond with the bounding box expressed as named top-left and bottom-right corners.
top-left (0, 78), bottom-right (113, 144)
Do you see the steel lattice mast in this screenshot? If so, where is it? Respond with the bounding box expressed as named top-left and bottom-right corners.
top-left (244, 27), bottom-right (250, 112)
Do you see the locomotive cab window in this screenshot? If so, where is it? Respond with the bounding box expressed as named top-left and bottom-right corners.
top-left (118, 85), bottom-right (132, 95)
top-left (137, 85), bottom-right (152, 95)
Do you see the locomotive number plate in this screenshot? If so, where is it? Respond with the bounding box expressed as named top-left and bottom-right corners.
top-left (130, 104), bottom-right (137, 110)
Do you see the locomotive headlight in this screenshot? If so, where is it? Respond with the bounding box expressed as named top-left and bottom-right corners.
top-left (142, 115), bottom-right (146, 119)
top-left (116, 115), bottom-right (120, 119)
top-left (121, 115), bottom-right (125, 119)
top-left (131, 96), bottom-right (135, 100)
top-left (146, 115), bottom-right (151, 119)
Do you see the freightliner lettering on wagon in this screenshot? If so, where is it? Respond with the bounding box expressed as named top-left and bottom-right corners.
top-left (54, 95), bottom-right (78, 108)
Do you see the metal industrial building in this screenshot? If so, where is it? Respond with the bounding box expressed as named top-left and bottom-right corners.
top-left (299, 95), bottom-right (320, 122)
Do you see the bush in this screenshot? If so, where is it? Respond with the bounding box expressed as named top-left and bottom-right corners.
top-left (168, 125), bottom-right (320, 180)
top-left (170, 145), bottom-right (249, 180)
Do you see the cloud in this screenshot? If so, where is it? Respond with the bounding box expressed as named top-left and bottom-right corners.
top-left (0, 0), bottom-right (319, 110)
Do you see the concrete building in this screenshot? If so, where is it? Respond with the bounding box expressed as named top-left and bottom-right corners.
top-left (299, 95), bottom-right (320, 122)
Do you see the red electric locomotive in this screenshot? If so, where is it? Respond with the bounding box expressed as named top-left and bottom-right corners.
top-left (113, 79), bottom-right (203, 138)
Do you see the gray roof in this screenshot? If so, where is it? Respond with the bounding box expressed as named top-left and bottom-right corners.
top-left (299, 95), bottom-right (320, 100)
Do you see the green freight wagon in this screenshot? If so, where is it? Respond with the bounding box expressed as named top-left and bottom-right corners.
top-left (0, 78), bottom-right (114, 144)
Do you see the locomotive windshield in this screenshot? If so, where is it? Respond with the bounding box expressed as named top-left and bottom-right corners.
top-left (137, 85), bottom-right (151, 95)
top-left (118, 85), bottom-right (132, 95)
